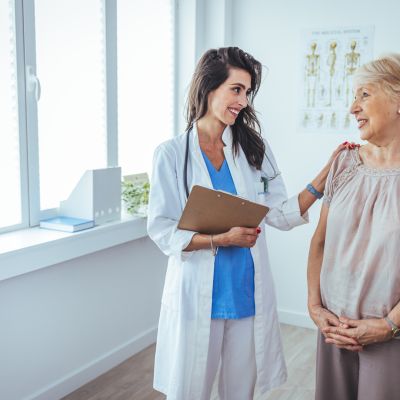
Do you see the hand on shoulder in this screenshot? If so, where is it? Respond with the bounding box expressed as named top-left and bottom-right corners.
top-left (328, 141), bottom-right (360, 166)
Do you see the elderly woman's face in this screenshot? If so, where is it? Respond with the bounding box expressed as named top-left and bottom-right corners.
top-left (350, 84), bottom-right (400, 142)
top-left (350, 84), bottom-right (400, 141)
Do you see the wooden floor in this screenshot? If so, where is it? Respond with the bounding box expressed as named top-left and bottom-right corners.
top-left (62, 324), bottom-right (317, 400)
top-left (264, 324), bottom-right (317, 400)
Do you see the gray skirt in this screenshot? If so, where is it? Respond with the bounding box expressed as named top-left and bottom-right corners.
top-left (315, 332), bottom-right (400, 400)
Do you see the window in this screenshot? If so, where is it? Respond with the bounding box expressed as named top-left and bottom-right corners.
top-left (0, 0), bottom-right (175, 234)
top-left (34, 0), bottom-right (107, 210)
top-left (117, 0), bottom-right (174, 177)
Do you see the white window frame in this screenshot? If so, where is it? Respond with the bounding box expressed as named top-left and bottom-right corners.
top-left (105, 0), bottom-right (118, 169)
top-left (0, 0), bottom-right (30, 234)
top-left (22, 0), bottom-right (41, 226)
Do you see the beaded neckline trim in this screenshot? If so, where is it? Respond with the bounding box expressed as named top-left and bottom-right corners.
top-left (352, 148), bottom-right (400, 176)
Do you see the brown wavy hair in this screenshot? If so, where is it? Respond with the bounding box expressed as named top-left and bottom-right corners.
top-left (186, 47), bottom-right (265, 170)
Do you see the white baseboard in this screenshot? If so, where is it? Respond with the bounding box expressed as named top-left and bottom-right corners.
top-left (278, 309), bottom-right (316, 330)
top-left (24, 326), bottom-right (158, 400)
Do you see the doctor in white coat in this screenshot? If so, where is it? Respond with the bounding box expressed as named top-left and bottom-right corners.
top-left (147, 47), bottom-right (351, 400)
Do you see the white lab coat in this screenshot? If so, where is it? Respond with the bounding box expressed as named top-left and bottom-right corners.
top-left (147, 124), bottom-right (308, 400)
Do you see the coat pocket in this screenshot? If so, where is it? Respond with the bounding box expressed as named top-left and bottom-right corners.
top-left (161, 258), bottom-right (181, 311)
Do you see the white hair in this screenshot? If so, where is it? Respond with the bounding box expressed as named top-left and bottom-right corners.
top-left (353, 53), bottom-right (400, 99)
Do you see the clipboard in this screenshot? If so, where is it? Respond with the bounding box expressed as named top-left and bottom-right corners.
top-left (177, 185), bottom-right (269, 234)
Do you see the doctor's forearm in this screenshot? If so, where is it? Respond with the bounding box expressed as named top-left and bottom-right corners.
top-left (298, 164), bottom-right (330, 215)
top-left (183, 228), bottom-right (259, 251)
top-left (183, 233), bottom-right (227, 252)
top-left (183, 234), bottom-right (212, 252)
top-left (298, 189), bottom-right (319, 216)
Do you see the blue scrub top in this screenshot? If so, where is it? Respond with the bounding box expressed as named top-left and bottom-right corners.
top-left (201, 150), bottom-right (255, 319)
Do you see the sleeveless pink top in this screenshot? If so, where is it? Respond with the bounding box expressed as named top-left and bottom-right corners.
top-left (321, 147), bottom-right (400, 319)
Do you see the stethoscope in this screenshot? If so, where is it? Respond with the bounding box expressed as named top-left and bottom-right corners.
top-left (183, 127), bottom-right (280, 198)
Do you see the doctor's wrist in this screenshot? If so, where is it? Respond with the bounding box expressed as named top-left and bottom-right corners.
top-left (212, 233), bottom-right (228, 247)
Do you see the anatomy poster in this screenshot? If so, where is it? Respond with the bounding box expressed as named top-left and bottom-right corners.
top-left (299, 26), bottom-right (374, 133)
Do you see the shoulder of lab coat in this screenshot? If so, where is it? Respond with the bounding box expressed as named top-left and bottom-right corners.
top-left (261, 138), bottom-right (309, 230)
top-left (147, 137), bottom-right (196, 261)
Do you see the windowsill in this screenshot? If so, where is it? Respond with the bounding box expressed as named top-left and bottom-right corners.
top-left (0, 214), bottom-right (148, 282)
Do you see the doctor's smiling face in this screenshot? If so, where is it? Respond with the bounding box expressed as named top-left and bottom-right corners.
top-left (185, 47), bottom-right (262, 134)
top-left (206, 68), bottom-right (251, 128)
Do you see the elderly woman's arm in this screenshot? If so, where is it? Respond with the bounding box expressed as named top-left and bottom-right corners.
top-left (307, 204), bottom-right (337, 325)
top-left (307, 204), bottom-right (362, 351)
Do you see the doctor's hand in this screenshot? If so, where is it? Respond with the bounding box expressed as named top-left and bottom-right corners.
top-left (309, 142), bottom-right (360, 206)
top-left (215, 227), bottom-right (260, 248)
top-left (326, 141), bottom-right (360, 167)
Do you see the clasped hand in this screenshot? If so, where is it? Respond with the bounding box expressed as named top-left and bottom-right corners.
top-left (219, 226), bottom-right (261, 248)
top-left (309, 305), bottom-right (392, 352)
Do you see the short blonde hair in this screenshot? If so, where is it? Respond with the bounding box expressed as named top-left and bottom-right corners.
top-left (353, 53), bottom-right (400, 99)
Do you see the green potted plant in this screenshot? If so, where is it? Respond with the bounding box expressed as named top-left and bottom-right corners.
top-left (121, 180), bottom-right (150, 216)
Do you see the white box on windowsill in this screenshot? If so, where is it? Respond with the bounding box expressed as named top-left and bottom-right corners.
top-left (59, 167), bottom-right (122, 226)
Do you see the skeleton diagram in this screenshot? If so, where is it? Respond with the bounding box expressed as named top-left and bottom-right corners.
top-left (327, 41), bottom-right (337, 107)
top-left (344, 40), bottom-right (360, 107)
top-left (305, 42), bottom-right (320, 108)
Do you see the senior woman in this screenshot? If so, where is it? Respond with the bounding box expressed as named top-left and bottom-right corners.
top-left (308, 53), bottom-right (400, 400)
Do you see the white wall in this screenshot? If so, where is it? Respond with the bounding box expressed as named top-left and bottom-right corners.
top-left (228, 0), bottom-right (400, 326)
top-left (0, 237), bottom-right (167, 400)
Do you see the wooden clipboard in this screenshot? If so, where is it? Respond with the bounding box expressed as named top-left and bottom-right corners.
top-left (177, 185), bottom-right (269, 234)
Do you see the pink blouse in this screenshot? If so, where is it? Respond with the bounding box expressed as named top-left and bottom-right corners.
top-left (321, 147), bottom-right (400, 319)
